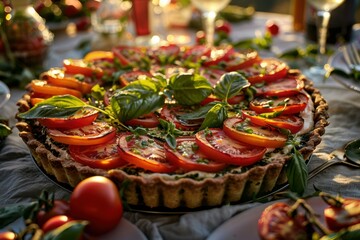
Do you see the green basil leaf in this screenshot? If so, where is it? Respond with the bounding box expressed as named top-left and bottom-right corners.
top-left (214, 72), bottom-right (250, 101)
top-left (259, 110), bottom-right (283, 119)
top-left (286, 148), bottom-right (308, 195)
top-left (165, 134), bottom-right (177, 149)
top-left (178, 102), bottom-right (218, 121)
top-left (0, 202), bottom-right (36, 228)
top-left (18, 95), bottom-right (86, 119)
top-left (43, 221), bottom-right (88, 240)
top-left (122, 78), bottom-right (163, 93)
top-left (91, 84), bottom-right (106, 102)
top-left (0, 123), bottom-right (11, 138)
top-left (169, 73), bottom-right (212, 105)
top-left (199, 103), bottom-right (227, 130)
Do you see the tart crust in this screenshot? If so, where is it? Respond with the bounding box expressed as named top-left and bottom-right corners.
top-left (16, 70), bottom-right (329, 209)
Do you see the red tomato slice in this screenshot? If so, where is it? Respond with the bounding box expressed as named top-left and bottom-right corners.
top-left (223, 117), bottom-right (287, 148)
top-left (117, 133), bottom-right (176, 173)
top-left (250, 93), bottom-right (308, 115)
top-left (225, 50), bottom-right (261, 71)
top-left (125, 112), bottom-right (160, 128)
top-left (242, 110), bottom-right (304, 134)
top-left (63, 59), bottom-right (103, 78)
top-left (324, 198), bottom-right (360, 231)
top-left (201, 94), bottom-right (245, 105)
top-left (112, 46), bottom-right (147, 67)
top-left (30, 80), bottom-right (83, 98)
top-left (160, 105), bottom-right (203, 131)
top-left (242, 58), bottom-right (288, 84)
top-left (83, 51), bottom-right (114, 62)
top-left (195, 128), bottom-right (266, 166)
top-left (183, 45), bottom-right (211, 62)
top-left (203, 45), bottom-right (235, 67)
top-left (164, 136), bottom-right (227, 172)
top-left (254, 74), bottom-right (305, 97)
top-left (69, 137), bottom-right (127, 169)
top-left (38, 108), bottom-right (98, 130)
top-left (148, 44), bottom-right (180, 63)
top-left (48, 122), bottom-right (116, 145)
top-left (119, 70), bottom-right (152, 87)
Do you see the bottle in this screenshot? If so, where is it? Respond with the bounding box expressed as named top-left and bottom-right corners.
top-left (291, 0), bottom-right (306, 31)
top-left (3, 0), bottom-right (53, 66)
top-left (305, 0), bottom-right (357, 44)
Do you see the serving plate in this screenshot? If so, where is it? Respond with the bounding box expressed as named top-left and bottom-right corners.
top-left (328, 42), bottom-right (360, 92)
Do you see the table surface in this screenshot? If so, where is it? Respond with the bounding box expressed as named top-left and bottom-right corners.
top-left (1, 12), bottom-right (360, 240)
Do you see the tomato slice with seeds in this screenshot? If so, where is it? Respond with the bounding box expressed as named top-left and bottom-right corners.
top-left (69, 137), bottom-right (127, 169)
top-left (241, 58), bottom-right (288, 84)
top-left (250, 93), bottom-right (308, 115)
top-left (30, 80), bottom-right (83, 98)
top-left (63, 59), bottom-right (103, 78)
top-left (195, 128), bottom-right (266, 166)
top-left (254, 74), bottom-right (304, 97)
top-left (164, 136), bottom-right (227, 172)
top-left (38, 109), bottom-right (99, 130)
top-left (125, 112), bottom-right (160, 128)
top-left (223, 117), bottom-right (287, 148)
top-left (160, 105), bottom-right (203, 131)
top-left (324, 198), bottom-right (360, 231)
top-left (48, 122), bottom-right (116, 145)
top-left (242, 110), bottom-right (304, 134)
top-left (117, 133), bottom-right (176, 173)
top-left (225, 49), bottom-right (260, 71)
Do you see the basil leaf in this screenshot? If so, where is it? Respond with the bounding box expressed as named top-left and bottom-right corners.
top-left (18, 95), bottom-right (86, 119)
top-left (178, 102), bottom-right (218, 121)
top-left (199, 103), bottom-right (227, 130)
top-left (0, 202), bottom-right (36, 228)
top-left (122, 78), bottom-right (163, 93)
top-left (286, 147), bottom-right (308, 195)
top-left (169, 73), bottom-right (212, 105)
top-left (0, 123), bottom-right (11, 138)
top-left (259, 110), bottom-right (283, 118)
top-left (214, 72), bottom-right (250, 101)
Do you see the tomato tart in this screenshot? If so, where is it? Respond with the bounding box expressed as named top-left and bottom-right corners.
top-left (16, 44), bottom-right (329, 209)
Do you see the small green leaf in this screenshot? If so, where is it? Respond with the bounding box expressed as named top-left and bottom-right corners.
top-left (286, 147), bottom-right (308, 195)
top-left (214, 72), bottom-right (250, 101)
top-left (199, 103), bottom-right (228, 130)
top-left (0, 123), bottom-right (11, 138)
top-left (178, 102), bottom-right (218, 121)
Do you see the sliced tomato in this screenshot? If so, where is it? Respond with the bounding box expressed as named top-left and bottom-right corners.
top-left (250, 93), bottom-right (308, 115)
top-left (183, 45), bottom-right (211, 62)
top-left (203, 45), bottom-right (235, 67)
top-left (117, 133), bottom-right (176, 173)
top-left (41, 68), bottom-right (94, 94)
top-left (119, 70), bottom-right (152, 87)
top-left (241, 58), bottom-right (288, 84)
top-left (223, 117), bottom-right (287, 148)
top-left (30, 97), bottom-right (45, 106)
top-left (201, 94), bottom-right (245, 105)
top-left (63, 59), bottom-right (103, 78)
top-left (164, 136), bottom-right (227, 172)
top-left (69, 137), bottom-right (127, 169)
top-left (30, 80), bottom-right (83, 98)
top-left (48, 122), bottom-right (116, 145)
top-left (151, 64), bottom-right (189, 79)
top-left (254, 74), bottom-right (304, 97)
top-left (83, 51), bottom-right (114, 62)
top-left (112, 46), bottom-right (147, 67)
top-left (148, 44), bottom-right (180, 63)
top-left (125, 112), bottom-right (160, 128)
top-left (38, 108), bottom-right (98, 129)
top-left (195, 128), bottom-right (266, 166)
top-left (225, 49), bottom-right (260, 71)
top-left (324, 198), bottom-right (360, 231)
top-left (160, 105), bottom-right (203, 131)
top-left (242, 110), bottom-right (304, 134)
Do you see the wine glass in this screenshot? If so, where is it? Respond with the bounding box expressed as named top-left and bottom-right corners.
top-left (306, 0), bottom-right (345, 75)
top-left (191, 0), bottom-right (231, 47)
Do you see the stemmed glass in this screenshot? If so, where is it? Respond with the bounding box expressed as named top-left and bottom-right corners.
top-left (306, 0), bottom-right (345, 74)
top-left (191, 0), bottom-right (231, 47)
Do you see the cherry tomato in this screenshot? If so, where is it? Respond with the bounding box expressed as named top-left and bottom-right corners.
top-left (203, 45), bottom-right (235, 67)
top-left (183, 45), bottom-right (211, 62)
top-left (125, 112), bottom-right (160, 128)
top-left (266, 20), bottom-right (280, 36)
top-left (36, 200), bottom-right (70, 227)
top-left (195, 128), bottom-right (266, 166)
top-left (225, 49), bottom-right (260, 71)
top-left (47, 122), bottom-right (116, 145)
top-left (215, 19), bottom-right (232, 35)
top-left (42, 215), bottom-right (73, 234)
top-left (250, 93), bottom-right (308, 115)
top-left (324, 198), bottom-right (360, 231)
top-left (69, 137), bottom-right (127, 169)
top-left (223, 117), bottom-right (287, 148)
top-left (160, 105), bottom-right (203, 131)
top-left (242, 58), bottom-right (288, 84)
top-left (63, 59), bottom-right (104, 78)
top-left (164, 136), bottom-right (227, 172)
top-left (30, 80), bottom-right (83, 99)
top-left (119, 70), bottom-right (152, 87)
top-left (258, 202), bottom-right (311, 240)
top-left (242, 110), bottom-right (304, 134)
top-left (38, 109), bottom-right (98, 129)
top-left (117, 133), bottom-right (177, 173)
top-left (70, 176), bottom-right (123, 235)
top-left (254, 74), bottom-right (304, 97)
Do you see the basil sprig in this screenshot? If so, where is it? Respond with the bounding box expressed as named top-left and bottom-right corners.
top-left (213, 71), bottom-right (250, 101)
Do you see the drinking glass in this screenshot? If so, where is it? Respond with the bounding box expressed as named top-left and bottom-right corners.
top-left (306, 0), bottom-right (345, 74)
top-left (191, 0), bottom-right (231, 47)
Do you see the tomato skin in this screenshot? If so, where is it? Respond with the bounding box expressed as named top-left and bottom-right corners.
top-left (203, 45), bottom-right (235, 67)
top-left (83, 51), bottom-right (114, 62)
top-left (254, 75), bottom-right (304, 97)
top-left (30, 80), bottom-right (83, 99)
top-left (225, 50), bottom-right (260, 71)
top-left (63, 59), bottom-right (103, 78)
top-left (242, 110), bottom-right (304, 134)
top-left (36, 200), bottom-right (70, 227)
top-left (48, 122), bottom-right (116, 145)
top-left (0, 232), bottom-right (16, 240)
top-left (69, 137), bottom-right (127, 169)
top-left (195, 128), bottom-right (266, 166)
top-left (266, 20), bottom-right (280, 36)
top-left (223, 117), bottom-right (287, 148)
top-left (117, 133), bottom-right (177, 173)
top-left (38, 109), bottom-right (98, 130)
top-left (125, 112), bottom-right (160, 128)
top-left (42, 215), bottom-right (73, 234)
top-left (324, 198), bottom-right (360, 232)
top-left (69, 176), bottom-right (123, 235)
top-left (258, 202), bottom-right (311, 240)
top-left (164, 136), bottom-right (227, 172)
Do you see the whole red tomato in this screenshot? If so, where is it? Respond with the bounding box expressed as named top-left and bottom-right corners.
top-left (324, 198), bottom-right (360, 231)
top-left (36, 200), bottom-right (70, 227)
top-left (42, 215), bottom-right (73, 234)
top-left (215, 19), bottom-right (232, 35)
top-left (69, 176), bottom-right (123, 235)
top-left (0, 232), bottom-right (17, 240)
top-left (258, 202), bottom-right (312, 240)
top-left (266, 20), bottom-right (280, 36)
